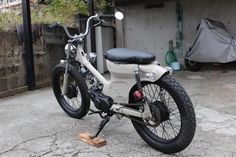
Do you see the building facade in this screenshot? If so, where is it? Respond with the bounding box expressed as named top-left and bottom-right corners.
top-left (114, 0), bottom-right (236, 65)
top-left (0, 0), bottom-right (21, 8)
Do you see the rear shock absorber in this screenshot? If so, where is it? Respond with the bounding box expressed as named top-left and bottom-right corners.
top-left (134, 67), bottom-right (144, 101)
top-left (134, 67), bottom-right (152, 120)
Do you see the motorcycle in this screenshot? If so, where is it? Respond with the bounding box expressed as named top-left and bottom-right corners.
top-left (50, 12), bottom-right (196, 154)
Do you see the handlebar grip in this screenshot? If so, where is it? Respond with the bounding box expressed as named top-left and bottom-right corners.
top-left (48, 23), bottom-right (59, 29)
top-left (99, 14), bottom-right (115, 19)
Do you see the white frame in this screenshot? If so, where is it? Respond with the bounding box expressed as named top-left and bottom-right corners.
top-left (76, 45), bottom-right (168, 118)
top-left (61, 14), bottom-right (169, 119)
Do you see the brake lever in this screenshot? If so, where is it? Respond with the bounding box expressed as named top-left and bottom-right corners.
top-left (93, 20), bottom-right (102, 27)
top-left (101, 20), bottom-right (106, 25)
top-left (48, 22), bottom-right (60, 30)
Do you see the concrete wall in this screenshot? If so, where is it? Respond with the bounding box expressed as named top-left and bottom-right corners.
top-left (116, 0), bottom-right (236, 65)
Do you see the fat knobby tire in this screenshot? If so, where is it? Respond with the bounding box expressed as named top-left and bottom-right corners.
top-left (132, 75), bottom-right (196, 154)
top-left (52, 63), bottom-right (90, 119)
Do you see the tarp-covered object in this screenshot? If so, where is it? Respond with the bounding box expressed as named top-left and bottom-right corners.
top-left (186, 18), bottom-right (236, 63)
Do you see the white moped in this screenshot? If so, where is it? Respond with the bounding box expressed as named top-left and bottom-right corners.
top-left (50, 12), bottom-right (196, 154)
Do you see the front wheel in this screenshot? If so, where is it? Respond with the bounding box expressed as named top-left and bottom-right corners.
top-left (131, 75), bottom-right (196, 154)
top-left (52, 63), bottom-right (90, 119)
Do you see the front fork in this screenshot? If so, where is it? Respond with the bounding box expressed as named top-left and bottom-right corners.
top-left (61, 63), bottom-right (69, 95)
top-left (61, 53), bottom-right (70, 95)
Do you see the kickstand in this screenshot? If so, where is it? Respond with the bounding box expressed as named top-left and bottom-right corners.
top-left (90, 115), bottom-right (110, 139)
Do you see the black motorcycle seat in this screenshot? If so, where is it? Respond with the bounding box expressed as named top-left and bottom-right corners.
top-left (105, 48), bottom-right (156, 64)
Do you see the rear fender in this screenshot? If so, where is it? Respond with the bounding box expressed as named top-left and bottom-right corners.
top-left (139, 63), bottom-right (169, 82)
top-left (103, 61), bottom-right (170, 104)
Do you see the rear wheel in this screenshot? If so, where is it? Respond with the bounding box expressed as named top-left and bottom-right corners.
top-left (52, 63), bottom-right (90, 119)
top-left (131, 75), bottom-right (196, 154)
top-left (185, 58), bottom-right (202, 71)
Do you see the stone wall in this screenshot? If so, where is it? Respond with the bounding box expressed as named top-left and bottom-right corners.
top-left (0, 25), bottom-right (69, 96)
top-left (0, 31), bottom-right (27, 92)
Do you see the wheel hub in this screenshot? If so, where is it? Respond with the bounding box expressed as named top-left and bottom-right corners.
top-left (66, 83), bottom-right (78, 99)
top-left (157, 101), bottom-right (170, 122)
top-left (148, 101), bottom-right (170, 127)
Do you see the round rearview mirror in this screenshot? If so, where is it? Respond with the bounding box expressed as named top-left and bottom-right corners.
top-left (115, 11), bottom-right (124, 20)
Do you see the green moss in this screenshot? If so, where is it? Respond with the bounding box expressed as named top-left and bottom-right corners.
top-left (0, 13), bottom-right (23, 31)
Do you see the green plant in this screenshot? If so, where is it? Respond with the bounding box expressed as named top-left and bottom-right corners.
top-left (0, 0), bottom-right (111, 31)
top-left (42, 0), bottom-right (88, 24)
top-left (0, 12), bottom-right (22, 31)
top-left (94, 0), bottom-right (112, 13)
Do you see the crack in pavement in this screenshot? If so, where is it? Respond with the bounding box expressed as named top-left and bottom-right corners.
top-left (37, 150), bottom-right (53, 157)
top-left (0, 133), bottom-right (57, 156)
top-left (37, 133), bottom-right (58, 157)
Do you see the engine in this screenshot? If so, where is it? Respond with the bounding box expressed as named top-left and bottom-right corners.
top-left (87, 88), bottom-right (113, 113)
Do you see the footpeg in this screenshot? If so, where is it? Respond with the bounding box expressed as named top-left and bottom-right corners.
top-left (89, 109), bottom-right (102, 115)
top-left (89, 109), bottom-right (106, 118)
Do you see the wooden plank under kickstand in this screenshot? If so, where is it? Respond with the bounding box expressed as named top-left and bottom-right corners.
top-left (79, 132), bottom-right (106, 148)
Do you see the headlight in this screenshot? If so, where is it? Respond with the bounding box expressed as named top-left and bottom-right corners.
top-left (64, 44), bottom-right (77, 58)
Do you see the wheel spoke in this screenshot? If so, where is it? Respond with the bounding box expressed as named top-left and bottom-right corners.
top-left (164, 122), bottom-right (173, 139)
top-left (75, 97), bottom-right (81, 105)
top-left (59, 73), bottom-right (82, 111)
top-left (170, 111), bottom-right (180, 116)
top-left (140, 82), bottom-right (182, 141)
top-left (142, 91), bottom-right (156, 101)
top-left (150, 84), bottom-right (158, 100)
top-left (166, 120), bottom-right (179, 136)
top-left (160, 124), bottom-right (165, 139)
top-left (164, 93), bottom-right (171, 108)
top-left (171, 114), bottom-right (181, 121)
top-left (147, 85), bottom-right (155, 102)
top-left (142, 86), bottom-right (148, 98)
top-left (169, 107), bottom-right (178, 113)
top-left (71, 98), bottom-right (79, 108)
top-left (153, 85), bottom-right (159, 100)
top-left (160, 123), bottom-right (172, 140)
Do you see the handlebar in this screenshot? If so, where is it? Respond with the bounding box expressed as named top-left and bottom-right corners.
top-left (48, 22), bottom-right (78, 39)
top-left (48, 14), bottom-right (115, 41)
top-left (99, 14), bottom-right (115, 19)
top-left (82, 14), bottom-right (100, 39)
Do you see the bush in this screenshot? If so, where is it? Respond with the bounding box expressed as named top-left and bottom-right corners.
top-left (0, 0), bottom-right (110, 31)
top-left (0, 12), bottom-right (23, 31)
top-left (42, 0), bottom-right (88, 24)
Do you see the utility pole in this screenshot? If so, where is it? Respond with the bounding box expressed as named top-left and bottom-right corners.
top-left (88, 0), bottom-right (96, 52)
top-left (22, 0), bottom-right (36, 90)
